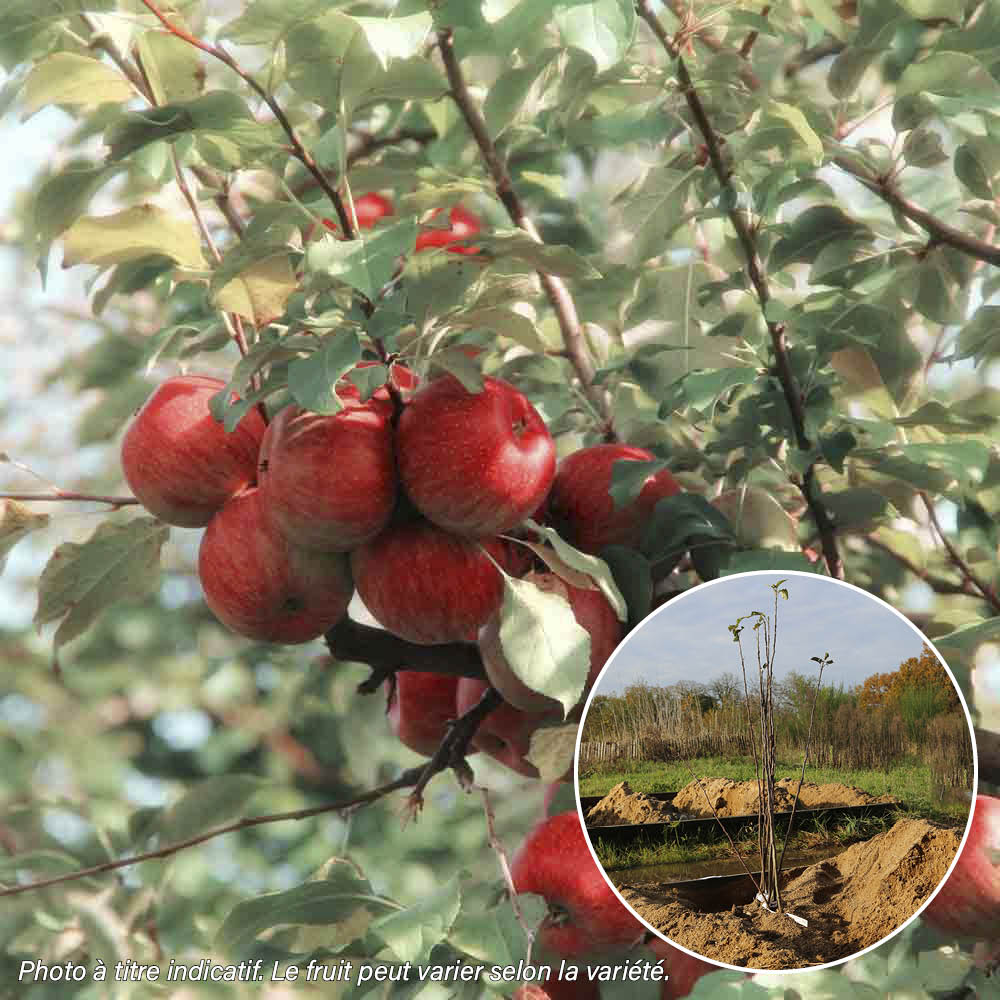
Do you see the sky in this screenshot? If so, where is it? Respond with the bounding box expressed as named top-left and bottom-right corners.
top-left (594, 571), bottom-right (940, 697)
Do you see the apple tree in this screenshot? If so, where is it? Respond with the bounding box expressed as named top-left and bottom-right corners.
top-left (1, 0), bottom-right (1000, 996)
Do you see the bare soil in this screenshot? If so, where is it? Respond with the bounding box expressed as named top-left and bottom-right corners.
top-left (618, 817), bottom-right (962, 970)
top-left (586, 781), bottom-right (682, 826)
top-left (671, 777), bottom-right (899, 817)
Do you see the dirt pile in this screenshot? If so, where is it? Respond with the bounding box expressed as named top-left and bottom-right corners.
top-left (585, 781), bottom-right (682, 826)
top-left (671, 777), bottom-right (898, 817)
top-left (618, 817), bottom-right (961, 969)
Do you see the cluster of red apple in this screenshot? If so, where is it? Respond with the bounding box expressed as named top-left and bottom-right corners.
top-left (510, 809), bottom-right (719, 999)
top-left (319, 191), bottom-right (482, 255)
top-left (120, 359), bottom-right (680, 778)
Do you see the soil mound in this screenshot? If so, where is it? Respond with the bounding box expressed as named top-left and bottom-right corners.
top-left (618, 817), bottom-right (961, 969)
top-left (671, 777), bottom-right (898, 817)
top-left (585, 781), bottom-right (681, 826)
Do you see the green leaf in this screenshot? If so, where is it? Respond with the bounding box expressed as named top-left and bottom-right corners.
top-left (34, 517), bottom-right (168, 654)
top-left (305, 219), bottom-right (419, 299)
top-left (286, 11), bottom-right (380, 116)
top-left (21, 52), bottom-right (133, 118)
top-left (712, 488), bottom-right (799, 551)
top-left (764, 101), bottom-right (825, 166)
top-left (214, 254), bottom-right (298, 327)
top-left (722, 550), bottom-right (821, 574)
top-left (475, 231), bottom-right (601, 279)
top-left (770, 206), bottom-right (873, 273)
top-left (448, 307), bottom-right (549, 353)
top-left (104, 91), bottom-right (268, 163)
top-left (607, 458), bottom-right (666, 510)
top-left (369, 876), bottom-right (460, 964)
top-left (496, 573), bottom-right (592, 715)
top-left (897, 0), bottom-right (963, 22)
top-left (901, 126), bottom-right (948, 168)
top-left (287, 332), bottom-right (362, 415)
top-left (484, 50), bottom-right (558, 139)
top-left (31, 160), bottom-right (121, 276)
top-left (135, 29), bottom-right (205, 104)
top-left (156, 776), bottom-right (267, 845)
top-left (640, 493), bottom-right (735, 564)
top-left (527, 724), bottom-right (579, 783)
top-left (893, 400), bottom-right (995, 432)
top-left (828, 47), bottom-right (879, 100)
top-left (955, 136), bottom-right (1000, 200)
top-left (955, 304), bottom-right (1000, 364)
top-left (0, 499), bottom-right (49, 575)
top-left (217, 870), bottom-right (396, 960)
top-left (428, 348), bottom-right (485, 393)
top-left (599, 546), bottom-right (653, 625)
top-left (219, 0), bottom-right (332, 45)
top-left (659, 367), bottom-right (759, 418)
top-left (898, 52), bottom-right (1000, 100)
top-left (554, 0), bottom-right (636, 73)
top-left (62, 206), bottom-right (205, 270)
top-left (523, 520), bottom-right (628, 622)
top-left (353, 13), bottom-right (433, 70)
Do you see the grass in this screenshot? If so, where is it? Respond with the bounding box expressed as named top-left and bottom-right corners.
top-left (591, 808), bottom-right (901, 872)
top-left (578, 754), bottom-right (970, 823)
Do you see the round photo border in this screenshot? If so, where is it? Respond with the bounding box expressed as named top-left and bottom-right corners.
top-left (572, 569), bottom-right (980, 975)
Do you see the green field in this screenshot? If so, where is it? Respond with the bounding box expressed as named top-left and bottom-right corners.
top-left (580, 754), bottom-right (970, 869)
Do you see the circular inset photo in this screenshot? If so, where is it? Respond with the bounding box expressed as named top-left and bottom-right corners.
top-left (574, 571), bottom-right (976, 972)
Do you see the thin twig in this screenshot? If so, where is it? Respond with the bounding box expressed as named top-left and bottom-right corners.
top-left (865, 535), bottom-right (977, 597)
top-left (922, 493), bottom-right (1000, 612)
top-left (0, 492), bottom-right (139, 507)
top-left (637, 0), bottom-right (844, 579)
top-left (481, 788), bottom-right (536, 963)
top-left (833, 156), bottom-right (1000, 268)
top-left (407, 686), bottom-right (503, 812)
top-left (435, 29), bottom-right (616, 440)
top-left (0, 774), bottom-right (418, 898)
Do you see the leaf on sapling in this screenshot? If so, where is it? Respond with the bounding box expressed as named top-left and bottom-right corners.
top-left (34, 517), bottom-right (169, 656)
top-left (288, 331), bottom-right (362, 415)
top-left (523, 519), bottom-right (628, 622)
top-left (527, 723), bottom-right (578, 782)
top-left (495, 573), bottom-right (592, 716)
top-left (369, 875), bottom-right (461, 964)
top-left (0, 500), bottom-right (49, 574)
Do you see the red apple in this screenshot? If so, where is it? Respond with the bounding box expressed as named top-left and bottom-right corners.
top-left (415, 204), bottom-right (481, 255)
top-left (121, 375), bottom-right (266, 528)
top-left (547, 444), bottom-right (681, 554)
top-left (322, 192), bottom-right (394, 234)
top-left (198, 487), bottom-right (353, 644)
top-left (648, 938), bottom-right (720, 999)
top-left (396, 375), bottom-right (556, 537)
top-left (479, 571), bottom-right (622, 713)
top-left (258, 392), bottom-right (396, 552)
top-left (456, 677), bottom-right (559, 778)
top-left (386, 671), bottom-right (461, 757)
top-left (921, 794), bottom-right (1000, 939)
top-left (511, 811), bottom-right (646, 957)
top-left (351, 518), bottom-right (523, 644)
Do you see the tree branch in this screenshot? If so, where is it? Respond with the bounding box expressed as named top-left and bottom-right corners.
top-left (137, 0), bottom-right (360, 248)
top-left (324, 617), bottom-right (486, 695)
top-left (435, 29), bottom-right (616, 440)
top-left (922, 493), bottom-right (1000, 612)
top-left (0, 776), bottom-right (416, 898)
top-left (865, 534), bottom-right (979, 597)
top-left (636, 1), bottom-right (844, 580)
top-left (833, 155), bottom-right (1000, 268)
